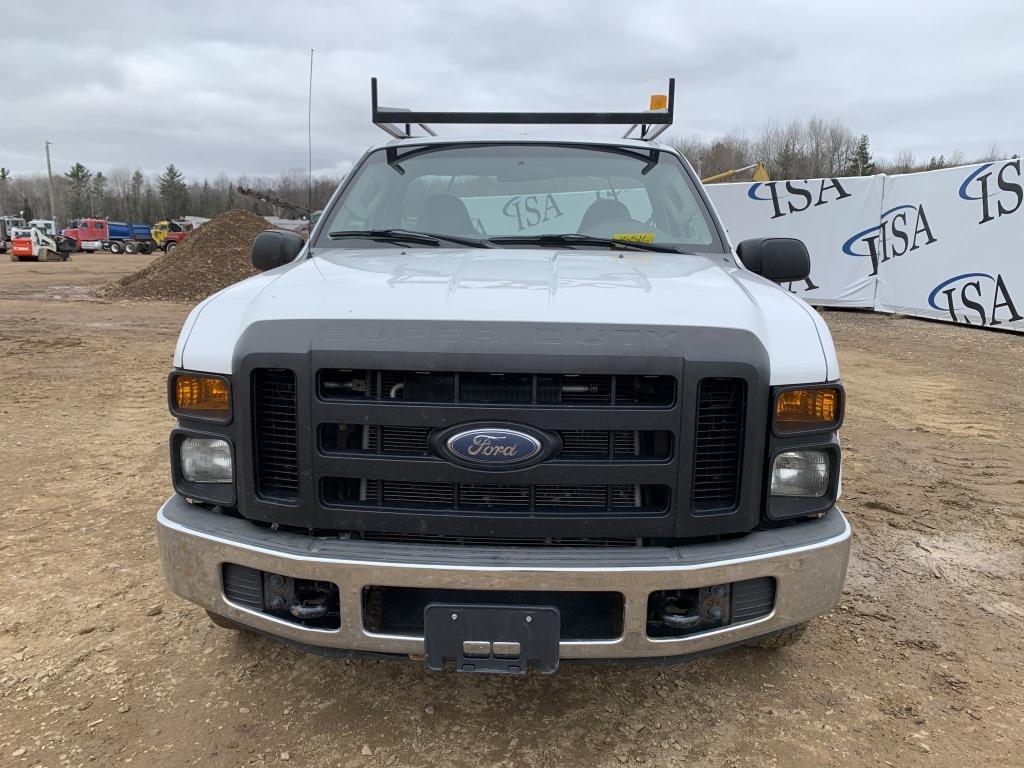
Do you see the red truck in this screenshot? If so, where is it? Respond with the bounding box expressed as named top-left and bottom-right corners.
top-left (62, 218), bottom-right (156, 254)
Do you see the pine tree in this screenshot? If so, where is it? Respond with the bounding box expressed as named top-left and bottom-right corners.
top-left (199, 179), bottom-right (214, 217)
top-left (144, 183), bottom-right (158, 222)
top-left (65, 162), bottom-right (93, 217)
top-left (847, 135), bottom-right (875, 176)
top-left (129, 170), bottom-right (145, 220)
top-left (157, 164), bottom-right (188, 218)
top-left (22, 197), bottom-right (34, 221)
top-left (91, 171), bottom-right (108, 214)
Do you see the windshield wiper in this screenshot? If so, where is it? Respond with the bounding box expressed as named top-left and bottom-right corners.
top-left (328, 228), bottom-right (491, 248)
top-left (487, 233), bottom-right (684, 253)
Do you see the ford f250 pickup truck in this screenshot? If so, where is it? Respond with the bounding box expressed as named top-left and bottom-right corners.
top-left (157, 80), bottom-right (850, 674)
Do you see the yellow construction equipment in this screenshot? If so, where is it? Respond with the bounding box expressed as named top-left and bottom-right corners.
top-left (702, 162), bottom-right (769, 184)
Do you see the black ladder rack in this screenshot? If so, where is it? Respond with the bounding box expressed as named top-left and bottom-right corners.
top-left (371, 77), bottom-right (675, 141)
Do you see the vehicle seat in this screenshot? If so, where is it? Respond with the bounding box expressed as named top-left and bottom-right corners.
top-left (417, 194), bottom-right (477, 236)
top-left (578, 198), bottom-right (632, 232)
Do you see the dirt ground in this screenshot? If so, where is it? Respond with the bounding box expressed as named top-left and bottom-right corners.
top-left (0, 252), bottom-right (1021, 767)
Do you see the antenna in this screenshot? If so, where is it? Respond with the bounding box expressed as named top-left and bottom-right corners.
top-left (307, 48), bottom-right (314, 216)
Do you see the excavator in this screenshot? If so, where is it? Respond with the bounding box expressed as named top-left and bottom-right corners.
top-left (236, 186), bottom-right (321, 233)
top-left (701, 162), bottom-right (769, 184)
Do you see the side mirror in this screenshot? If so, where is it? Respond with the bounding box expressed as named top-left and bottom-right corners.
top-left (736, 237), bottom-right (810, 282)
top-left (251, 229), bottom-right (305, 272)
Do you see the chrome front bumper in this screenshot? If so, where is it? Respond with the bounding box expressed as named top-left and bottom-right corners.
top-left (157, 495), bottom-right (851, 661)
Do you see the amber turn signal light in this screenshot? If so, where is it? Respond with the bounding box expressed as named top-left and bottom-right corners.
top-left (171, 373), bottom-right (231, 422)
top-left (774, 386), bottom-right (842, 434)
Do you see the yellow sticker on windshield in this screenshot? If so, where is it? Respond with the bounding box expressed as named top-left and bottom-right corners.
top-left (612, 232), bottom-right (656, 244)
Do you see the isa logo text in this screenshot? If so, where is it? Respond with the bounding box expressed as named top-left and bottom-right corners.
top-left (747, 179), bottom-right (852, 220)
top-left (959, 159), bottom-right (1023, 225)
top-left (928, 272), bottom-right (1022, 327)
top-left (842, 204), bottom-right (937, 276)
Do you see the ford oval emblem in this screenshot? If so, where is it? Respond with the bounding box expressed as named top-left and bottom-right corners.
top-left (433, 423), bottom-right (558, 470)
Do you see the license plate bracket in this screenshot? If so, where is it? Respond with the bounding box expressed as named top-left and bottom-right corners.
top-left (424, 604), bottom-right (560, 675)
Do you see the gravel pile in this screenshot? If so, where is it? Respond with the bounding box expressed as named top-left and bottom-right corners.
top-left (99, 209), bottom-right (272, 302)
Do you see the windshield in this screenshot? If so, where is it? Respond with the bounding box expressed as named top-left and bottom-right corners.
top-left (315, 143), bottom-right (724, 252)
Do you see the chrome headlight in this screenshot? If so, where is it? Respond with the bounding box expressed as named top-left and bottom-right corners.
top-left (180, 437), bottom-right (233, 484)
top-left (771, 450), bottom-right (830, 497)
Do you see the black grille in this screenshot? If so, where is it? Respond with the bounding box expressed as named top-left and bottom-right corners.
top-left (242, 350), bottom-right (760, 540)
top-left (320, 425), bottom-right (671, 460)
top-left (363, 586), bottom-right (624, 639)
top-left (692, 378), bottom-right (746, 512)
top-left (222, 564), bottom-right (264, 611)
top-left (535, 485), bottom-right (629, 510)
top-left (252, 368), bottom-right (299, 501)
top-left (377, 425), bottom-right (432, 454)
top-left (359, 532), bottom-right (640, 548)
top-left (558, 430), bottom-right (612, 457)
top-left (459, 484), bottom-right (531, 508)
top-left (319, 369), bottom-right (675, 407)
top-left (731, 577), bottom-right (776, 622)
top-left (324, 478), bottom-right (669, 516)
top-left (378, 480), bottom-right (454, 508)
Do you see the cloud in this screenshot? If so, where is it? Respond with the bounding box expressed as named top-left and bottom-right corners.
top-left (2, 0), bottom-right (1021, 180)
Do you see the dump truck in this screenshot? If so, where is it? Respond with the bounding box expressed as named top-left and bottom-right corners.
top-left (157, 79), bottom-right (849, 674)
top-left (62, 218), bottom-right (155, 253)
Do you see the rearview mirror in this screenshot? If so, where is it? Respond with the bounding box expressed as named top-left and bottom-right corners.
top-left (252, 229), bottom-right (305, 272)
top-left (736, 238), bottom-right (810, 282)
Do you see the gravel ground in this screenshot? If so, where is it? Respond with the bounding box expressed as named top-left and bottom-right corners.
top-left (0, 252), bottom-right (1021, 767)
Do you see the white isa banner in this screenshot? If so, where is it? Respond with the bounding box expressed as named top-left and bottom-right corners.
top-left (706, 176), bottom-right (881, 309)
top-left (874, 160), bottom-right (1024, 332)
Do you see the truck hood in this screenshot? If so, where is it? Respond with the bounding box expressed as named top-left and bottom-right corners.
top-left (175, 248), bottom-right (838, 384)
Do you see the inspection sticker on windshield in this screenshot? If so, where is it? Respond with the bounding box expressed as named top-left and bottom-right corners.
top-left (612, 232), bottom-right (656, 244)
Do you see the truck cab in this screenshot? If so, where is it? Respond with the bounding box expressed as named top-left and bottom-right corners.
top-left (63, 218), bottom-right (107, 251)
top-left (157, 80), bottom-right (849, 674)
top-left (0, 215), bottom-right (26, 252)
top-left (27, 219), bottom-right (57, 236)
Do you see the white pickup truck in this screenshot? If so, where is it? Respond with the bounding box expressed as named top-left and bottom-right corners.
top-left (157, 80), bottom-right (850, 674)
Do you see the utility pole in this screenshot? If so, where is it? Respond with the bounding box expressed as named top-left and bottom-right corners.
top-left (44, 140), bottom-right (58, 226)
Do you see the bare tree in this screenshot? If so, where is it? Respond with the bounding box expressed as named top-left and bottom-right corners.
top-left (891, 149), bottom-right (917, 174)
top-left (979, 142), bottom-right (1003, 162)
top-left (108, 167), bottom-right (132, 220)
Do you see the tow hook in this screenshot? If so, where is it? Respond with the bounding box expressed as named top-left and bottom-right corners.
top-left (289, 597), bottom-right (330, 620)
top-left (659, 610), bottom-right (702, 630)
top-left (648, 584), bottom-right (731, 637)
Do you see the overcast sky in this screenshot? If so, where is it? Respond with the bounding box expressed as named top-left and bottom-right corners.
top-left (4, 1), bottom-right (1021, 180)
